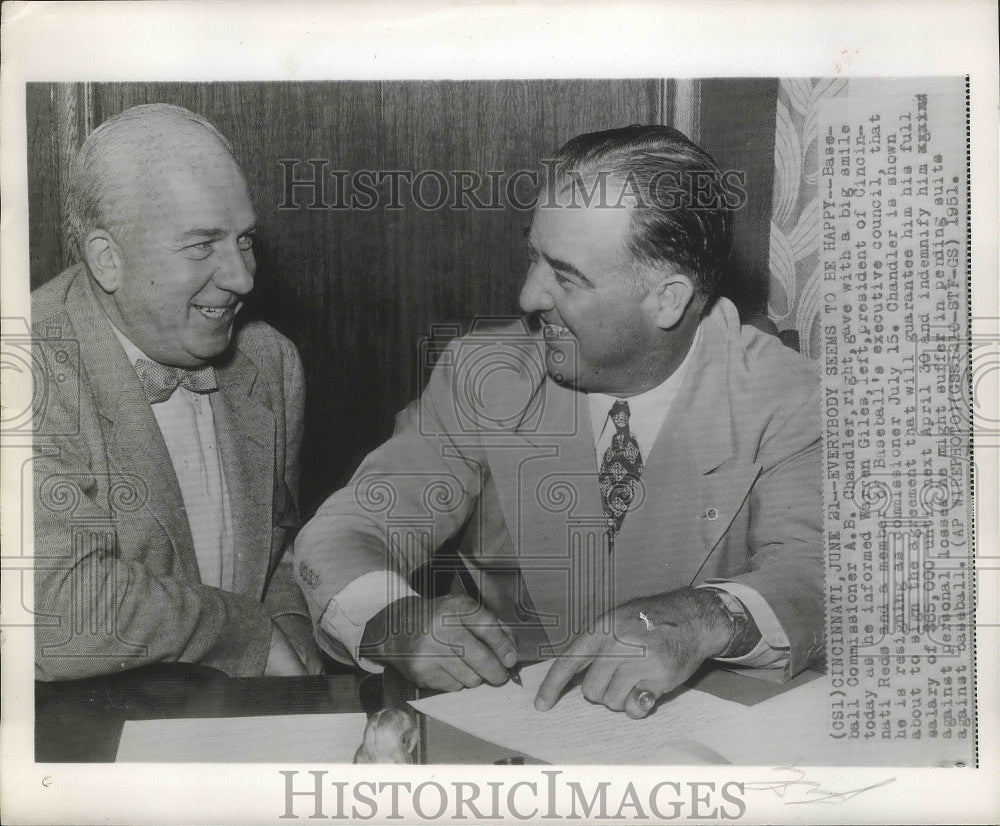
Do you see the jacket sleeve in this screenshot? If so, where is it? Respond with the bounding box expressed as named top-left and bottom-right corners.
top-left (260, 330), bottom-right (311, 621)
top-left (723, 378), bottom-right (825, 676)
top-left (258, 332), bottom-right (325, 671)
top-left (292, 341), bottom-right (486, 662)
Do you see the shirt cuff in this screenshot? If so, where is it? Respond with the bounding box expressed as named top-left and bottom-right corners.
top-left (319, 571), bottom-right (418, 673)
top-left (698, 580), bottom-right (790, 669)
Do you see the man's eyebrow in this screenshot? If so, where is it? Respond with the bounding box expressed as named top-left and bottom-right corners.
top-left (542, 253), bottom-right (594, 286)
top-left (178, 228), bottom-right (228, 242)
top-left (522, 226), bottom-right (594, 287)
top-left (178, 224), bottom-right (258, 242)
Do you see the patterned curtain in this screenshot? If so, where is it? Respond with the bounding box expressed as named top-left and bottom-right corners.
top-left (768, 78), bottom-right (849, 358)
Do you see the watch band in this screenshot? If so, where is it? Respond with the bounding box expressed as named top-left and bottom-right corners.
top-left (705, 587), bottom-right (751, 658)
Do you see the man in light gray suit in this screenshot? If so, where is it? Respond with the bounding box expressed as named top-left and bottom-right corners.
top-left (32, 104), bottom-right (320, 679)
top-left (295, 126), bottom-right (823, 717)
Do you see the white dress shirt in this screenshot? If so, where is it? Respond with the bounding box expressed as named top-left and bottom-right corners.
top-left (112, 327), bottom-right (235, 590)
top-left (325, 325), bottom-right (790, 671)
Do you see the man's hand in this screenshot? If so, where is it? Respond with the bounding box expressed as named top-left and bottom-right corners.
top-left (359, 594), bottom-right (518, 691)
top-left (264, 622), bottom-right (309, 676)
top-left (534, 588), bottom-right (733, 718)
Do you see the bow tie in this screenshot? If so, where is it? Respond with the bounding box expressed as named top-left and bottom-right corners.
top-left (134, 358), bottom-right (219, 404)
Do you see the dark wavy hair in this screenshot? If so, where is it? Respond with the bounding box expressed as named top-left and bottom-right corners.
top-left (546, 125), bottom-right (736, 299)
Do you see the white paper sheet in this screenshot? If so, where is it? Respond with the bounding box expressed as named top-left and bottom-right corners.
top-left (408, 661), bottom-right (746, 764)
top-left (116, 712), bottom-right (368, 763)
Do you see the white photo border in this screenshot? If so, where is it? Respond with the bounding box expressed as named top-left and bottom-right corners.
top-left (1, 2), bottom-right (997, 824)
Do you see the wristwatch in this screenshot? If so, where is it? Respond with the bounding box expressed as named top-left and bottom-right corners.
top-left (705, 588), bottom-right (751, 658)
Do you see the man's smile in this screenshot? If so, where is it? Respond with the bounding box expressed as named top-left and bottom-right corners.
top-left (192, 302), bottom-right (238, 322)
top-left (542, 320), bottom-right (571, 339)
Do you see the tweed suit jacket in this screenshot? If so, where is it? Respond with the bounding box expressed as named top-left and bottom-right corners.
top-left (295, 297), bottom-right (825, 677)
top-left (32, 264), bottom-right (311, 680)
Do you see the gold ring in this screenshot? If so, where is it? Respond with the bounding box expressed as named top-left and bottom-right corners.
top-left (632, 689), bottom-right (656, 711)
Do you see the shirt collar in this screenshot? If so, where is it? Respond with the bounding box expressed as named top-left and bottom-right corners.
top-left (588, 323), bottom-right (703, 452)
top-left (107, 320), bottom-right (154, 369)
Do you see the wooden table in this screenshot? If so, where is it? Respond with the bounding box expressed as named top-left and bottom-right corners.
top-left (35, 662), bottom-right (817, 763)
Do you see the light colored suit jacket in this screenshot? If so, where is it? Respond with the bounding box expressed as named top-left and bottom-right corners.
top-left (32, 265), bottom-right (312, 679)
top-left (295, 298), bottom-right (824, 676)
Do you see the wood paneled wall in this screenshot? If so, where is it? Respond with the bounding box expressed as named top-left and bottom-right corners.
top-left (25, 80), bottom-right (776, 511)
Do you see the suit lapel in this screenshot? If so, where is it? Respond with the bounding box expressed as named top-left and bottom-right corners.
top-left (214, 347), bottom-right (275, 597)
top-left (620, 412), bottom-right (760, 597)
top-left (106, 390), bottom-right (204, 583)
top-left (65, 270), bottom-right (200, 582)
top-left (617, 307), bottom-right (761, 594)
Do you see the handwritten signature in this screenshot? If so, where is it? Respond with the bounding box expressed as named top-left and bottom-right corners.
top-left (745, 766), bottom-right (896, 805)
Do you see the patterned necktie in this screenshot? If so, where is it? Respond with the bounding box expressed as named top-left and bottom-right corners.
top-left (598, 400), bottom-right (644, 553)
top-left (134, 358), bottom-right (218, 404)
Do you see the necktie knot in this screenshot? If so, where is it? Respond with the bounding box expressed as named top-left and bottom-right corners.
top-left (609, 400), bottom-right (631, 433)
top-left (135, 358), bottom-right (218, 404)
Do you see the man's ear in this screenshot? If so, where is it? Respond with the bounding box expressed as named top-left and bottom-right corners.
top-left (84, 229), bottom-right (123, 293)
top-left (650, 271), bottom-right (697, 329)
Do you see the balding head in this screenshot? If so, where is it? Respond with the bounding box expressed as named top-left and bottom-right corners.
top-left (67, 104), bottom-right (237, 260)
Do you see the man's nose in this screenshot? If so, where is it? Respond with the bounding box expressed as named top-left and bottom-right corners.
top-left (214, 244), bottom-right (256, 295)
top-left (518, 265), bottom-right (555, 314)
